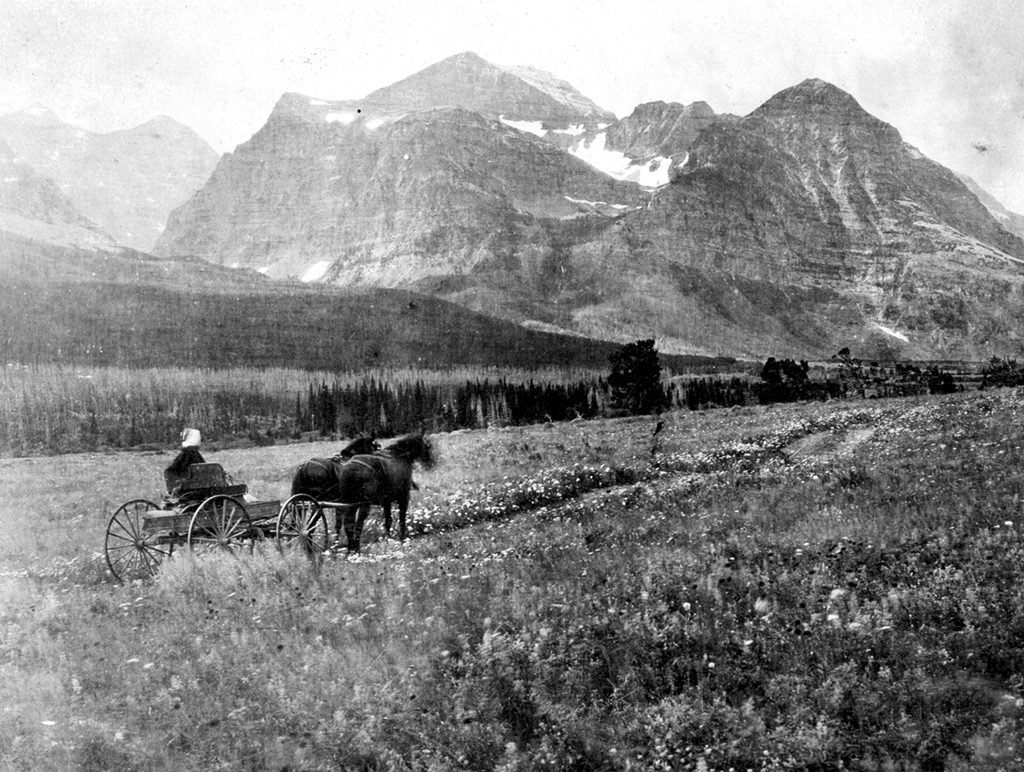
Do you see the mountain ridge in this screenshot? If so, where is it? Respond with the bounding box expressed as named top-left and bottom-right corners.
top-left (135, 57), bottom-right (1024, 360)
top-left (0, 107), bottom-right (219, 251)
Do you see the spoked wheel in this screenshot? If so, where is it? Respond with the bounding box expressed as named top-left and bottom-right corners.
top-left (187, 495), bottom-right (255, 556)
top-left (276, 494), bottom-right (329, 560)
top-left (105, 499), bottom-right (169, 583)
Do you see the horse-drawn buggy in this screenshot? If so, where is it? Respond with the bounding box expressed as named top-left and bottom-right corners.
top-left (104, 432), bottom-right (435, 582)
top-left (104, 461), bottom-right (329, 583)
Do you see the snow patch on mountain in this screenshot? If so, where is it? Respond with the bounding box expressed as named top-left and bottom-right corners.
top-left (301, 260), bottom-right (332, 282)
top-left (564, 195), bottom-right (633, 210)
top-left (499, 117), bottom-right (546, 138)
top-left (570, 133), bottom-right (671, 187)
top-left (874, 323), bottom-right (910, 343)
top-left (326, 112), bottom-right (357, 124)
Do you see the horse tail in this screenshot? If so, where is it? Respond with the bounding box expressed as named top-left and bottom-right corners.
top-left (291, 461), bottom-right (310, 497)
top-left (291, 459), bottom-right (333, 497)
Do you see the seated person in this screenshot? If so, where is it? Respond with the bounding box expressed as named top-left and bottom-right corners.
top-left (164, 428), bottom-right (206, 495)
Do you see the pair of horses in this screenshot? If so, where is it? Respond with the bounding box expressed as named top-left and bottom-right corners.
top-left (290, 433), bottom-right (435, 553)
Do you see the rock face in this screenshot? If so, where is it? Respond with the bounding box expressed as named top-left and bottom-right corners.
top-left (158, 59), bottom-right (1024, 360)
top-left (155, 81), bottom-right (645, 283)
top-left (548, 79), bottom-right (1024, 358)
top-left (0, 107), bottom-right (219, 251)
top-left (622, 78), bottom-right (1024, 279)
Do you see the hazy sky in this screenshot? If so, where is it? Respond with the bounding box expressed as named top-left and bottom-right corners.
top-left (3, 0), bottom-right (1023, 209)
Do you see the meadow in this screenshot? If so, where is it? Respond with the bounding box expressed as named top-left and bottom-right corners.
top-left (2, 388), bottom-right (1023, 770)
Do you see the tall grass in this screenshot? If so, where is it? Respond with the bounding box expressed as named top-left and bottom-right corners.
top-left (2, 390), bottom-right (1023, 769)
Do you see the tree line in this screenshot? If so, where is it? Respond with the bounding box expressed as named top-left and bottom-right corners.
top-left (298, 377), bottom-right (606, 437)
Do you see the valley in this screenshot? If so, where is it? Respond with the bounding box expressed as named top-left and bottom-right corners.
top-left (5, 14), bottom-right (1024, 772)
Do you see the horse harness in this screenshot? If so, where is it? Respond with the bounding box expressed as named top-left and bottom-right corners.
top-left (302, 451), bottom-right (390, 502)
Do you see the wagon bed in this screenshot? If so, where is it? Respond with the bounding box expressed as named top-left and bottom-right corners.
top-left (142, 499), bottom-right (282, 535)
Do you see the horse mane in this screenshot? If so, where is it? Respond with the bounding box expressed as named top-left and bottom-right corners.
top-left (335, 435), bottom-right (379, 461)
top-left (384, 433), bottom-right (436, 468)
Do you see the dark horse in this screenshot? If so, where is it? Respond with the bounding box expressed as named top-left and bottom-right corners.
top-left (289, 435), bottom-right (380, 503)
top-left (291, 433), bottom-right (435, 552)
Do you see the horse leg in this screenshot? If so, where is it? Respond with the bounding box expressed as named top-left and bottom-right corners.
top-left (397, 494), bottom-right (410, 542)
top-left (340, 505), bottom-right (358, 550)
top-left (382, 502), bottom-right (393, 540)
top-left (334, 506), bottom-right (350, 546)
top-left (346, 504), bottom-right (370, 553)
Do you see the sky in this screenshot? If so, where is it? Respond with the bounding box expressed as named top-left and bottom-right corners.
top-left (3, 0), bottom-right (1024, 210)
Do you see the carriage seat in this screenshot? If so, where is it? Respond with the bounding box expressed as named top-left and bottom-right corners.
top-left (164, 463), bottom-right (248, 500)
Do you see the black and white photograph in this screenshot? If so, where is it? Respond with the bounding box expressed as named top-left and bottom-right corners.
top-left (2, 0), bottom-right (1024, 768)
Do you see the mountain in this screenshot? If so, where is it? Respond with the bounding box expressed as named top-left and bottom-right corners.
top-left (154, 65), bottom-right (645, 283)
top-left (157, 59), bottom-right (1024, 361)
top-left (541, 78), bottom-right (1024, 358)
top-left (0, 138), bottom-right (117, 251)
top-left (0, 107), bottom-right (219, 251)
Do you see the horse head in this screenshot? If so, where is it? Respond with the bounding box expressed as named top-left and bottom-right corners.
top-left (384, 433), bottom-right (436, 470)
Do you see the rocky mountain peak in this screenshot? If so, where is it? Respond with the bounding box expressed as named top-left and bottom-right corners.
top-left (127, 115), bottom-right (199, 138)
top-left (361, 51), bottom-right (612, 125)
top-left (683, 101), bottom-right (716, 119)
top-left (753, 78), bottom-right (870, 121)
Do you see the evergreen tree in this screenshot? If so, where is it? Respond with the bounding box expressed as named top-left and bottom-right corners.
top-left (608, 339), bottom-right (668, 415)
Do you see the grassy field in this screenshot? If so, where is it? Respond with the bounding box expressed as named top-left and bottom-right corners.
top-left (2, 388), bottom-right (1024, 770)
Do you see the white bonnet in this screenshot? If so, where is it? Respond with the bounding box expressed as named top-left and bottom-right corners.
top-left (180, 428), bottom-right (201, 448)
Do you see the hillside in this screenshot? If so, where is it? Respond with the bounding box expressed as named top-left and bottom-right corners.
top-left (0, 231), bottom-right (718, 371)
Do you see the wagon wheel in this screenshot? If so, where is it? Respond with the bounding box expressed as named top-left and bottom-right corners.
top-left (276, 494), bottom-right (329, 560)
top-left (105, 499), bottom-right (169, 583)
top-left (187, 495), bottom-right (255, 556)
